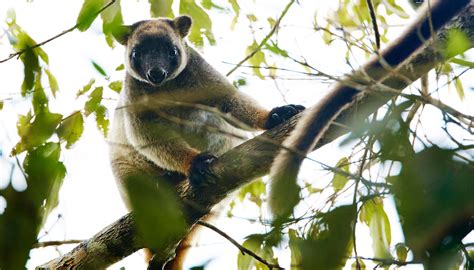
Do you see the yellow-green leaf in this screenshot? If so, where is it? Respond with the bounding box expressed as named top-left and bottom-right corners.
top-left (351, 260), bottom-right (366, 270)
top-left (108, 80), bottom-right (123, 92)
top-left (57, 112), bottom-right (84, 148)
top-left (236, 178), bottom-right (265, 207)
top-left (454, 78), bottom-right (465, 100)
top-left (445, 29), bottom-right (470, 59)
top-left (76, 78), bottom-right (96, 98)
top-left (84, 86), bottom-right (103, 116)
top-left (95, 105), bottom-right (109, 137)
top-left (332, 157), bottom-right (350, 192)
top-left (237, 235), bottom-right (264, 270)
top-left (149, 0), bottom-right (174, 18)
top-left (395, 243), bottom-right (408, 262)
top-left (179, 0), bottom-right (215, 46)
top-left (228, 0), bottom-right (240, 30)
top-left (100, 0), bottom-right (124, 47)
top-left (11, 110), bottom-right (63, 155)
top-left (246, 40), bottom-right (267, 80)
top-left (360, 198), bottom-right (392, 259)
top-left (44, 68), bottom-right (59, 97)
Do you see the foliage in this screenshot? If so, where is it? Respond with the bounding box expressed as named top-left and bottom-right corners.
top-left (0, 0), bottom-right (472, 269)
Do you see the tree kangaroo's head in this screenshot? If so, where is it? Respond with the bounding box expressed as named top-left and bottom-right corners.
top-left (116, 16), bottom-right (192, 86)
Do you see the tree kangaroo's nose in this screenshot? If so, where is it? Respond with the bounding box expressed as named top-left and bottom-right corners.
top-left (146, 67), bottom-right (167, 85)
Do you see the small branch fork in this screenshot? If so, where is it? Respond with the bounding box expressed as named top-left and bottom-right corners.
top-left (0, 0), bottom-right (117, 64)
top-left (225, 0), bottom-right (296, 77)
top-left (197, 221), bottom-right (284, 270)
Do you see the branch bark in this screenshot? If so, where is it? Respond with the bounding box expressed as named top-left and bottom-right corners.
top-left (38, 2), bottom-right (474, 268)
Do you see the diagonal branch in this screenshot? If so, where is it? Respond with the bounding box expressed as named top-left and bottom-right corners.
top-left (0, 0), bottom-right (117, 64)
top-left (197, 221), bottom-right (283, 270)
top-left (37, 2), bottom-right (474, 269)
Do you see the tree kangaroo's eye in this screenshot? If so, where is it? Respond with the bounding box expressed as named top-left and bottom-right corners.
top-left (131, 48), bottom-right (139, 60)
top-left (169, 46), bottom-right (178, 58)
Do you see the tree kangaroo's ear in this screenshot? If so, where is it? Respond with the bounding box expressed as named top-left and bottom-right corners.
top-left (173, 15), bottom-right (192, 38)
top-left (112, 25), bottom-right (132, 45)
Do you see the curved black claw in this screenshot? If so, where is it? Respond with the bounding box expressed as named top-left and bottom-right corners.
top-left (188, 152), bottom-right (218, 186)
top-left (264, 104), bottom-right (305, 129)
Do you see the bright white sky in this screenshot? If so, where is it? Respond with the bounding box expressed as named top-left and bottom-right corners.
top-left (0, 0), bottom-right (472, 269)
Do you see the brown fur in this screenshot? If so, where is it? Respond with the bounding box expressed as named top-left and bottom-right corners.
top-left (110, 16), bottom-right (273, 269)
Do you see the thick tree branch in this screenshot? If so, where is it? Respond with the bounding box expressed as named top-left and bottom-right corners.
top-left (38, 2), bottom-right (474, 268)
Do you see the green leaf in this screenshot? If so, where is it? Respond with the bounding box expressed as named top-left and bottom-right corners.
top-left (11, 110), bottom-right (63, 155)
top-left (179, 0), bottom-right (215, 46)
top-left (76, 78), bottom-right (96, 98)
top-left (20, 49), bottom-right (40, 96)
top-left (95, 105), bottom-right (109, 137)
top-left (237, 234), bottom-right (264, 270)
top-left (91, 60), bottom-right (108, 77)
top-left (124, 172), bottom-right (187, 252)
top-left (108, 80), bottom-right (123, 92)
top-left (44, 68), bottom-right (59, 97)
top-left (0, 142), bottom-right (65, 269)
top-left (0, 101), bottom-right (3, 111)
top-left (265, 41), bottom-right (289, 57)
top-left (100, 0), bottom-right (124, 47)
top-left (84, 86), bottom-right (103, 116)
top-left (232, 77), bottom-right (247, 88)
top-left (246, 40), bottom-right (267, 79)
top-left (300, 205), bottom-right (356, 270)
top-left (23, 142), bottom-right (66, 227)
top-left (392, 147), bottom-right (474, 266)
top-left (149, 0), bottom-right (174, 18)
top-left (360, 198), bottom-right (392, 259)
top-left (32, 77), bottom-right (48, 115)
top-left (331, 157), bottom-right (350, 192)
top-left (56, 112), bottom-right (84, 148)
top-left (288, 229), bottom-right (302, 270)
top-left (76, 0), bottom-right (106, 32)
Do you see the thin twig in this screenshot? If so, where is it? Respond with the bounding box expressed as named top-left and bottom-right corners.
top-left (225, 0), bottom-right (295, 77)
top-left (32, 240), bottom-right (83, 248)
top-left (365, 0), bottom-right (381, 50)
top-left (0, 0), bottom-right (117, 64)
top-left (197, 221), bottom-right (284, 270)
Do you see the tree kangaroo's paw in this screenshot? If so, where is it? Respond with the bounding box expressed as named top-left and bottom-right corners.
top-left (188, 152), bottom-right (218, 186)
top-left (265, 104), bottom-right (305, 129)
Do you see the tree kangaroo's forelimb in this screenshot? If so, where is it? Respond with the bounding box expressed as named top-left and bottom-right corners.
top-left (268, 0), bottom-right (473, 218)
top-left (37, 1), bottom-right (474, 268)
